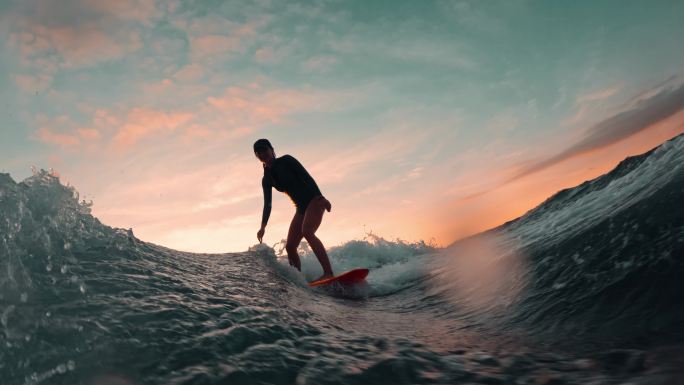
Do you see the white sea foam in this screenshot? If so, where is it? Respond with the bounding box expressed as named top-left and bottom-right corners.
top-left (253, 233), bottom-right (437, 296)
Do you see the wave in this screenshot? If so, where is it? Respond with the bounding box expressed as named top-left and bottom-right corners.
top-left (2, 133), bottom-right (683, 384)
top-left (437, 133), bottom-right (684, 344)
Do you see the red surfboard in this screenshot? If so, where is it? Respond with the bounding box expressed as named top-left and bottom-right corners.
top-left (308, 268), bottom-right (369, 287)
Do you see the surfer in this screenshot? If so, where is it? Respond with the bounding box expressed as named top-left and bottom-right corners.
top-left (254, 139), bottom-right (334, 280)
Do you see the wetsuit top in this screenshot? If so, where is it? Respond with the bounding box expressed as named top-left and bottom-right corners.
top-left (261, 154), bottom-right (322, 225)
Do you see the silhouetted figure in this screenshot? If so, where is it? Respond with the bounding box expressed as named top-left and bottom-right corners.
top-left (254, 139), bottom-right (333, 280)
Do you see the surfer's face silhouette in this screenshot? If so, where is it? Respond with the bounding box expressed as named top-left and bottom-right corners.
top-left (254, 147), bottom-right (275, 164)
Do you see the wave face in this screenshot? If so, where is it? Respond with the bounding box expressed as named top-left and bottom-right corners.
top-left (1, 134), bottom-right (683, 384)
top-left (493, 133), bottom-right (684, 342)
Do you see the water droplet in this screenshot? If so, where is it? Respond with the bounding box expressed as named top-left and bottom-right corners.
top-left (63, 242), bottom-right (72, 250)
top-left (67, 360), bottom-right (75, 371)
top-left (79, 284), bottom-right (86, 293)
top-left (56, 364), bottom-right (67, 374)
top-left (46, 263), bottom-right (53, 272)
top-left (46, 311), bottom-right (51, 317)
top-left (24, 335), bottom-right (31, 342)
top-left (20, 293), bottom-right (28, 302)
top-left (61, 265), bottom-right (68, 274)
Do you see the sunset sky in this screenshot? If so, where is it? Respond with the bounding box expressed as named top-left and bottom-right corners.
top-left (1, 0), bottom-right (683, 253)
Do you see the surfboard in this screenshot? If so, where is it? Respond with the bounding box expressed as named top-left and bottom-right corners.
top-left (308, 268), bottom-right (369, 287)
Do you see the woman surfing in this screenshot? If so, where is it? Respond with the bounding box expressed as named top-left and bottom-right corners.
top-left (254, 139), bottom-right (334, 281)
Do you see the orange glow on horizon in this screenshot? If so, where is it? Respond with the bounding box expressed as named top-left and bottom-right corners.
top-left (430, 111), bottom-right (684, 247)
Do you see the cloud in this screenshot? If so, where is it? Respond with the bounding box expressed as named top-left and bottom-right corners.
top-left (330, 33), bottom-right (476, 70)
top-left (512, 79), bottom-right (684, 181)
top-left (562, 85), bottom-right (622, 127)
top-left (13, 73), bottom-right (52, 92)
top-left (175, 14), bottom-right (270, 63)
top-left (576, 85), bottom-right (620, 103)
top-left (14, 0), bottom-right (160, 26)
top-left (306, 122), bottom-right (438, 188)
top-left (35, 127), bottom-right (80, 148)
top-left (43, 24), bottom-right (142, 68)
top-left (173, 64), bottom-right (205, 82)
top-left (34, 80), bottom-right (341, 154)
top-left (112, 108), bottom-right (194, 149)
top-left (3, 0), bottom-right (156, 94)
top-left (303, 55), bottom-right (338, 72)
top-left (81, 0), bottom-right (159, 24)
top-left (33, 115), bottom-right (102, 149)
top-left (206, 83), bottom-right (327, 127)
top-left (33, 107), bottom-right (195, 151)
top-left (255, 44), bottom-right (294, 64)
top-left (190, 34), bottom-right (245, 60)
top-left (6, 0), bottom-right (156, 69)
top-left (437, 0), bottom-right (507, 35)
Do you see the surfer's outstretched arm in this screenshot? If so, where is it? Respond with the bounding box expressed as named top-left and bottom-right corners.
top-left (257, 176), bottom-right (272, 243)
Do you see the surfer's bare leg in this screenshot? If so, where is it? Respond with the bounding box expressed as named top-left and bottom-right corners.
top-left (285, 212), bottom-right (304, 271)
top-left (303, 196), bottom-right (333, 277)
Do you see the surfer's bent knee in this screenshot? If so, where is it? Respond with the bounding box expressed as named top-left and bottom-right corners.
top-left (285, 243), bottom-right (298, 254)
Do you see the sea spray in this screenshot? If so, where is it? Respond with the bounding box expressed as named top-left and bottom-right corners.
top-left (261, 233), bottom-right (437, 296)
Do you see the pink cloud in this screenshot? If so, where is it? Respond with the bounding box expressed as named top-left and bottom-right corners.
top-left (77, 128), bottom-right (100, 140)
top-left (181, 14), bottom-right (269, 37)
top-left (141, 78), bottom-right (175, 95)
top-left (9, 23), bottom-right (142, 69)
top-left (191, 34), bottom-right (245, 60)
top-left (13, 73), bottom-right (52, 92)
top-left (5, 0), bottom-right (157, 84)
top-left (33, 115), bottom-right (104, 149)
top-left (8, 31), bottom-right (52, 59)
top-left (34, 107), bottom-right (195, 152)
top-left (177, 15), bottom-right (270, 62)
top-left (576, 85), bottom-right (620, 103)
top-left (81, 0), bottom-right (159, 24)
top-left (563, 85), bottom-right (622, 127)
top-left (173, 64), bottom-right (204, 82)
top-left (206, 83), bottom-right (322, 127)
top-left (93, 108), bottom-right (119, 127)
top-left (35, 127), bottom-right (80, 148)
top-left (112, 108), bottom-right (194, 149)
top-left (49, 25), bottom-right (142, 68)
top-left (34, 80), bottom-right (332, 155)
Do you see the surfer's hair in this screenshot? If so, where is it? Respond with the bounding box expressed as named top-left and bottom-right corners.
top-left (253, 138), bottom-right (274, 152)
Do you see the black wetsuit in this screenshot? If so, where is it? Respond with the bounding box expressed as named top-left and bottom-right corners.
top-left (261, 154), bottom-right (323, 226)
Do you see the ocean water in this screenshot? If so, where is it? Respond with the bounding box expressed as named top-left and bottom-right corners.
top-left (1, 134), bottom-right (683, 385)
